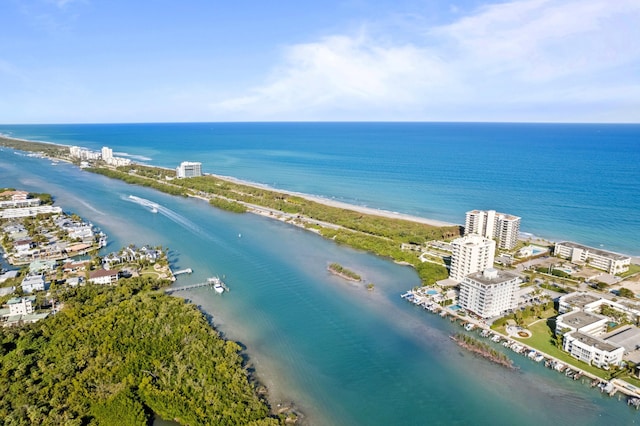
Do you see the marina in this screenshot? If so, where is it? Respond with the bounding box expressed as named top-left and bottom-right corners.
top-left (401, 287), bottom-right (640, 408)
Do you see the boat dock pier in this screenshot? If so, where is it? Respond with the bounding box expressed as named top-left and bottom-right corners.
top-left (173, 268), bottom-right (193, 276)
top-left (165, 276), bottom-right (227, 294)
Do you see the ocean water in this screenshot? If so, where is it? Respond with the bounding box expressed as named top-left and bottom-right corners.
top-left (1, 122), bottom-right (639, 255)
top-left (1, 124), bottom-right (640, 426)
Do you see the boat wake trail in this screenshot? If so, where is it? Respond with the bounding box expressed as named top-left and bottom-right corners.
top-left (125, 195), bottom-right (214, 241)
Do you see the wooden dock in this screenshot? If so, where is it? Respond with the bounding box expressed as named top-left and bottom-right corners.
top-left (164, 277), bottom-right (226, 294)
top-left (173, 268), bottom-right (193, 276)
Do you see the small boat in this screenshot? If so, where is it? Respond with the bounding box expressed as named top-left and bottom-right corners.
top-left (208, 276), bottom-right (227, 294)
top-left (150, 207), bottom-right (158, 213)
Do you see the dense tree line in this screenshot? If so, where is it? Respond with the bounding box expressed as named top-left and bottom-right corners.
top-left (0, 277), bottom-right (281, 425)
top-left (86, 168), bottom-right (187, 197)
top-left (0, 137), bottom-right (68, 158)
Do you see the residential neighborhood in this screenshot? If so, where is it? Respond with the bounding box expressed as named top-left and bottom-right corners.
top-left (0, 188), bottom-right (172, 327)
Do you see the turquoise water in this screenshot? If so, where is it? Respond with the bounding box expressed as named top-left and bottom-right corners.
top-left (1, 149), bottom-right (638, 425)
top-left (1, 122), bottom-right (639, 255)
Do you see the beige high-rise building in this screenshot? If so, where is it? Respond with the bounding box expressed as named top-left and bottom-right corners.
top-left (465, 209), bottom-right (521, 250)
top-left (459, 268), bottom-right (521, 318)
top-left (449, 234), bottom-right (496, 282)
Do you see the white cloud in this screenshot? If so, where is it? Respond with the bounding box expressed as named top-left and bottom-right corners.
top-left (211, 0), bottom-right (640, 122)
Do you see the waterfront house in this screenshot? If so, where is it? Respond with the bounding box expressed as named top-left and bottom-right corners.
top-left (29, 259), bottom-right (57, 274)
top-left (13, 239), bottom-right (33, 255)
top-left (88, 269), bottom-right (119, 285)
top-left (62, 260), bottom-right (89, 274)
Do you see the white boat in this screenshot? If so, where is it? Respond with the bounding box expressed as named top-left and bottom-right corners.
top-left (208, 276), bottom-right (227, 294)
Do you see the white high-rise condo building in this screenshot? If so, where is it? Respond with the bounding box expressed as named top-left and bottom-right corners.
top-left (176, 161), bottom-right (202, 178)
top-left (459, 268), bottom-right (521, 318)
top-left (449, 234), bottom-right (496, 282)
top-left (465, 210), bottom-right (521, 250)
top-left (101, 146), bottom-right (113, 160)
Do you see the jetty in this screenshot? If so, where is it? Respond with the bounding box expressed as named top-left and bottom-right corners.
top-left (165, 276), bottom-right (228, 294)
top-left (173, 268), bottom-right (193, 276)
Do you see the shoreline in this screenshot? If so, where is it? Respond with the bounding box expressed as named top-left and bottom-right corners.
top-left (3, 133), bottom-right (640, 258)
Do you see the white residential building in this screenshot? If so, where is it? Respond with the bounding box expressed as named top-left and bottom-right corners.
top-left (556, 291), bottom-right (638, 368)
top-left (8, 296), bottom-right (36, 316)
top-left (465, 210), bottom-right (521, 250)
top-left (0, 205), bottom-right (62, 219)
top-left (554, 241), bottom-right (630, 274)
top-left (21, 275), bottom-right (45, 293)
top-left (459, 268), bottom-right (521, 318)
top-left (562, 332), bottom-right (624, 367)
top-left (176, 161), bottom-right (202, 178)
top-left (449, 235), bottom-right (496, 282)
top-left (558, 291), bottom-right (640, 322)
top-left (555, 310), bottom-right (608, 337)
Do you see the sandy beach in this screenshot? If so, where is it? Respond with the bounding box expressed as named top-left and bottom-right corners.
top-left (205, 172), bottom-right (459, 228)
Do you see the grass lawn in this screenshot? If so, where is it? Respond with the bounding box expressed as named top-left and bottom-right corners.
top-left (515, 320), bottom-right (610, 379)
top-left (619, 263), bottom-right (640, 278)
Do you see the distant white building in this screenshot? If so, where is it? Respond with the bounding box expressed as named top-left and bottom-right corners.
top-left (449, 235), bottom-right (496, 282)
top-left (459, 268), bottom-right (520, 318)
top-left (554, 241), bottom-right (630, 274)
top-left (176, 161), bottom-right (202, 178)
top-left (101, 146), bottom-right (113, 160)
top-left (0, 205), bottom-right (62, 219)
top-left (465, 210), bottom-right (521, 250)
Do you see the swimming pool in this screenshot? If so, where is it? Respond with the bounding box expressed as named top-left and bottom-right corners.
top-left (450, 305), bottom-right (462, 311)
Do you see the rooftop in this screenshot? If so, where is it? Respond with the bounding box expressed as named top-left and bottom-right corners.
top-left (603, 326), bottom-right (640, 351)
top-left (559, 311), bottom-right (605, 329)
top-left (569, 331), bottom-right (620, 353)
top-left (563, 293), bottom-right (600, 309)
top-left (465, 268), bottom-right (520, 286)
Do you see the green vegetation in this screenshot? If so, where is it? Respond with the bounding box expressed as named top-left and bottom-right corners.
top-left (328, 263), bottom-right (361, 281)
top-left (618, 287), bottom-right (635, 299)
top-left (491, 301), bottom-right (555, 328)
top-left (452, 333), bottom-right (513, 368)
top-left (86, 167), bottom-right (187, 197)
top-left (619, 263), bottom-right (640, 278)
top-left (82, 165), bottom-right (458, 286)
top-left (513, 320), bottom-right (610, 379)
top-left (209, 197), bottom-right (248, 213)
top-left (0, 136), bottom-right (68, 158)
top-left (0, 277), bottom-right (281, 425)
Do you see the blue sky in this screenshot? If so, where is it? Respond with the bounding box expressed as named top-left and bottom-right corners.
top-left (1, 0), bottom-right (639, 123)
